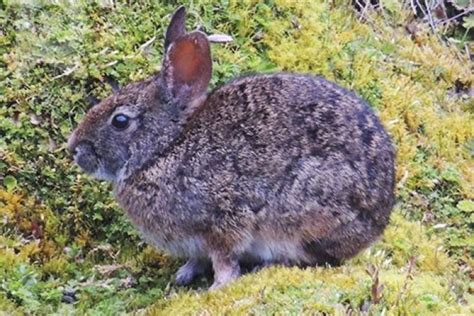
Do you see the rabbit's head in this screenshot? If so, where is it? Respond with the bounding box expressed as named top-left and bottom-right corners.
top-left (68, 7), bottom-right (211, 181)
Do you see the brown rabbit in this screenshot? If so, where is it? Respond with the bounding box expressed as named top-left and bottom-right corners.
top-left (68, 6), bottom-right (395, 289)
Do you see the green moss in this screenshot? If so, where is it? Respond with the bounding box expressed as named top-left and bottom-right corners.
top-left (0, 0), bottom-right (472, 314)
top-left (145, 212), bottom-right (471, 314)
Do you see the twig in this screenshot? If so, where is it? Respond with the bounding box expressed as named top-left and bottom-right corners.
top-left (395, 256), bottom-right (416, 307)
top-left (139, 36), bottom-right (156, 51)
top-left (437, 8), bottom-right (474, 26)
top-left (51, 63), bottom-right (80, 80)
top-left (103, 61), bottom-right (118, 68)
top-left (410, 0), bottom-right (418, 16)
top-left (366, 264), bottom-right (384, 305)
top-left (356, 0), bottom-right (371, 22)
top-left (352, 2), bottom-right (386, 34)
top-left (208, 34), bottom-right (233, 43)
top-left (416, 0), bottom-right (437, 34)
top-left (397, 169), bottom-right (410, 189)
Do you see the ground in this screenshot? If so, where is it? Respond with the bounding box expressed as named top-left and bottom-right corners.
top-left (0, 1), bottom-right (473, 315)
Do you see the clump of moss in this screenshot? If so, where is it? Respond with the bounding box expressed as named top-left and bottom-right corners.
top-left (0, 189), bottom-right (61, 261)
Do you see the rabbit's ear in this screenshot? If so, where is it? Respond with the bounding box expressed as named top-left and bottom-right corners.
top-left (164, 6), bottom-right (187, 53)
top-left (161, 31), bottom-right (212, 109)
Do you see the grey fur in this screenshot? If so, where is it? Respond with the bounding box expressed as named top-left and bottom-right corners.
top-left (68, 7), bottom-right (395, 289)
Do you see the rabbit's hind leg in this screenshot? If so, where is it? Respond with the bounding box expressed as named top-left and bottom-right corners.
top-left (240, 258), bottom-right (274, 273)
top-left (175, 258), bottom-right (211, 286)
top-left (301, 212), bottom-right (385, 267)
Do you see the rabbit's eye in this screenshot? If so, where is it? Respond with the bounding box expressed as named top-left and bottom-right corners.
top-left (112, 114), bottom-right (130, 130)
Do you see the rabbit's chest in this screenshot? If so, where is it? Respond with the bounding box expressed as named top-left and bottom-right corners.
top-left (114, 179), bottom-right (207, 257)
top-left (121, 203), bottom-right (207, 257)
top-left (135, 221), bottom-right (206, 258)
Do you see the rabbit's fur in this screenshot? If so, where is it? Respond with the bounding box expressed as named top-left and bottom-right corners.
top-left (69, 7), bottom-right (395, 289)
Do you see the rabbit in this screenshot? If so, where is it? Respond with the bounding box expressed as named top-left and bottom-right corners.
top-left (68, 6), bottom-right (395, 289)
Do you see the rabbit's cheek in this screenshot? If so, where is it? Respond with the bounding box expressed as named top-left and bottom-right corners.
top-left (96, 149), bottom-right (129, 180)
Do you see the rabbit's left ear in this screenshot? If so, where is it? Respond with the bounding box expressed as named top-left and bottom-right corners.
top-left (161, 31), bottom-right (212, 110)
top-left (160, 6), bottom-right (212, 114)
top-left (164, 6), bottom-right (187, 52)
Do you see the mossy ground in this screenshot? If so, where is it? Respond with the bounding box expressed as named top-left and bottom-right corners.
top-left (1, 1), bottom-right (473, 315)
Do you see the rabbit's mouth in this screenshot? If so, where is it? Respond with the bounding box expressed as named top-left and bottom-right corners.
top-left (68, 131), bottom-right (122, 181)
top-left (72, 142), bottom-right (117, 181)
top-left (72, 142), bottom-right (99, 173)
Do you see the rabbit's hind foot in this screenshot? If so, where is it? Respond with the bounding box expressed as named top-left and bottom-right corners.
top-left (209, 253), bottom-right (241, 290)
top-left (175, 258), bottom-right (211, 286)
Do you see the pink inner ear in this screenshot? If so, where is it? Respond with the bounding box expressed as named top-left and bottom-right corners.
top-left (167, 33), bottom-right (211, 98)
top-left (171, 40), bottom-right (202, 84)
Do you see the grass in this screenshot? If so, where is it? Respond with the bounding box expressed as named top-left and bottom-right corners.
top-left (0, 0), bottom-right (473, 314)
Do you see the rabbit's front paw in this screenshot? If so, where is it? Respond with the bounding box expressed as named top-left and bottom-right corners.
top-left (175, 258), bottom-right (211, 286)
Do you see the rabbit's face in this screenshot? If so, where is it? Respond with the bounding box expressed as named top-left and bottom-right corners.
top-left (69, 7), bottom-right (212, 182)
top-left (68, 75), bottom-right (200, 182)
top-left (67, 79), bottom-right (154, 181)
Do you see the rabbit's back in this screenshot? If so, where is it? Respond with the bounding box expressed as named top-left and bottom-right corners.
top-left (185, 73), bottom-right (394, 218)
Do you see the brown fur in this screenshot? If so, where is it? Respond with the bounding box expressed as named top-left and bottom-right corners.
top-left (68, 7), bottom-right (395, 289)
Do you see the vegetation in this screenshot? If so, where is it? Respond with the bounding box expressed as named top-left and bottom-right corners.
top-left (1, 0), bottom-right (473, 314)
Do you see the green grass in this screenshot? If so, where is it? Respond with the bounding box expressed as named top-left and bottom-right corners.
top-left (1, 0), bottom-right (473, 314)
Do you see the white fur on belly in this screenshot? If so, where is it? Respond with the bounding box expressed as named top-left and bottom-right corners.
top-left (137, 225), bottom-right (304, 263)
top-left (243, 236), bottom-right (304, 263)
top-left (137, 228), bottom-right (206, 258)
